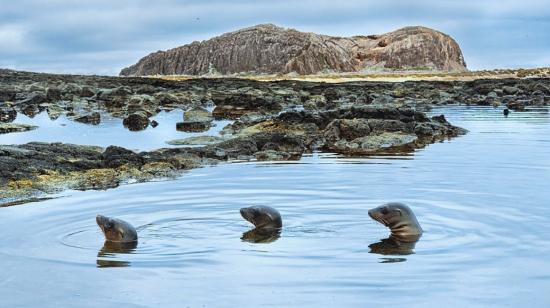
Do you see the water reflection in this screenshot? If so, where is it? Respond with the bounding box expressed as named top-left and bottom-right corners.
top-left (96, 241), bottom-right (138, 268)
top-left (368, 234), bottom-right (421, 257)
top-left (241, 228), bottom-right (281, 243)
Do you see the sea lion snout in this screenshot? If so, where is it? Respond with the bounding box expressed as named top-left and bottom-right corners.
top-left (240, 208), bottom-right (255, 222)
top-left (96, 215), bottom-right (112, 229)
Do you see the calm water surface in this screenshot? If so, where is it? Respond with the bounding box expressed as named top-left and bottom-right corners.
top-left (0, 109), bottom-right (232, 151)
top-left (1, 106), bottom-right (549, 307)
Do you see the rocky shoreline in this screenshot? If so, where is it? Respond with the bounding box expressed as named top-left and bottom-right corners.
top-left (1, 69), bottom-right (549, 203)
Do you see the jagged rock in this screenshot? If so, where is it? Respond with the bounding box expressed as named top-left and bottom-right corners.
top-left (120, 24), bottom-right (466, 76)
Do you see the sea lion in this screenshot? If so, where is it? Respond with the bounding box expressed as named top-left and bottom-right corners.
top-left (240, 205), bottom-right (282, 243)
top-left (96, 215), bottom-right (138, 243)
top-left (240, 205), bottom-right (282, 229)
top-left (368, 202), bottom-right (422, 242)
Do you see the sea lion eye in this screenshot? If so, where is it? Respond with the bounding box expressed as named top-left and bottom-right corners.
top-left (380, 207), bottom-right (389, 215)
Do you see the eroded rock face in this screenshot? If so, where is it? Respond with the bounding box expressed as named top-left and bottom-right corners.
top-left (120, 24), bottom-right (467, 76)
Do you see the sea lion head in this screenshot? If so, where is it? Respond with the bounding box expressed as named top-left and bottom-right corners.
top-left (96, 215), bottom-right (138, 243)
top-left (368, 202), bottom-right (422, 240)
top-left (240, 205), bottom-right (282, 229)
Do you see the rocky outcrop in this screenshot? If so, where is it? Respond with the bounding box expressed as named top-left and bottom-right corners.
top-left (3, 69), bottom-right (550, 203)
top-left (120, 24), bottom-right (467, 76)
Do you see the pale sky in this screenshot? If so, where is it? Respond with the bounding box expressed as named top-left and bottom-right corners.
top-left (1, 0), bottom-right (549, 75)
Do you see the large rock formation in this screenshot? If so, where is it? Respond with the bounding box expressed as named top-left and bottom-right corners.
top-left (120, 24), bottom-right (467, 76)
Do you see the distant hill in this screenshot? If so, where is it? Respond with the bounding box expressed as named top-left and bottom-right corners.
top-left (120, 24), bottom-right (467, 76)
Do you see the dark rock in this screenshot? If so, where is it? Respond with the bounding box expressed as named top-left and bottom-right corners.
top-left (102, 146), bottom-right (143, 168)
top-left (21, 104), bottom-right (40, 118)
top-left (176, 121), bottom-right (212, 132)
top-left (324, 119), bottom-right (371, 142)
top-left (74, 112), bottom-right (101, 125)
top-left (150, 120), bottom-right (159, 128)
top-left (46, 87), bottom-right (62, 101)
top-left (0, 106), bottom-right (17, 123)
top-left (123, 112), bottom-right (149, 131)
top-left (80, 86), bottom-right (95, 98)
top-left (18, 92), bottom-right (47, 106)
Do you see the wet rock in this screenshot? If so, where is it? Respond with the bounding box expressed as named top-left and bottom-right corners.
top-left (0, 123), bottom-right (38, 134)
top-left (150, 120), bottom-right (159, 128)
top-left (73, 112), bottom-right (101, 125)
top-left (123, 112), bottom-right (149, 131)
top-left (329, 132), bottom-right (418, 154)
top-left (176, 107), bottom-right (214, 132)
top-left (102, 146), bottom-right (143, 168)
top-left (212, 105), bottom-right (250, 119)
top-left (324, 119), bottom-right (371, 143)
top-left (184, 107), bottom-right (213, 122)
top-left (254, 150), bottom-right (291, 161)
top-left (0, 106), bottom-right (17, 123)
top-left (166, 136), bottom-right (225, 146)
top-left (176, 121), bottom-right (212, 132)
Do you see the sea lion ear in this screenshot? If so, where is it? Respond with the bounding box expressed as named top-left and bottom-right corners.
top-left (396, 209), bottom-right (403, 216)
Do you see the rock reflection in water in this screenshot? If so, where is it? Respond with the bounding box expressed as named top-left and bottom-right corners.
top-left (241, 228), bottom-right (281, 244)
top-left (368, 234), bottom-right (421, 258)
top-left (96, 241), bottom-right (137, 268)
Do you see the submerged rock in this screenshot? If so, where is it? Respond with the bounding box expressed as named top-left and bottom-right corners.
top-left (254, 150), bottom-right (291, 161)
top-left (73, 112), bottom-right (101, 125)
top-left (0, 123), bottom-right (37, 134)
top-left (166, 136), bottom-right (225, 146)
